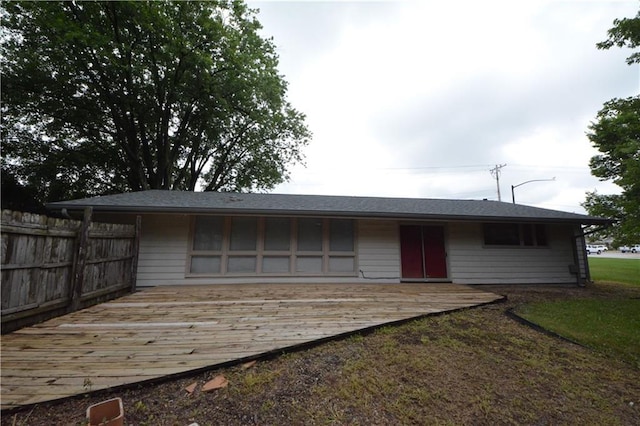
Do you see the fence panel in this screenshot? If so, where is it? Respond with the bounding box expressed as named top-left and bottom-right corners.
top-left (1, 209), bottom-right (140, 333)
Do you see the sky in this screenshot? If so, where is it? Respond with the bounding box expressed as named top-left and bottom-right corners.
top-left (248, 0), bottom-right (639, 213)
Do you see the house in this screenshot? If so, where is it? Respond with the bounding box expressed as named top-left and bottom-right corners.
top-left (47, 190), bottom-right (610, 286)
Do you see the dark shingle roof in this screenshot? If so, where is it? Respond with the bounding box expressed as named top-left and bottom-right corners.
top-left (47, 190), bottom-right (611, 225)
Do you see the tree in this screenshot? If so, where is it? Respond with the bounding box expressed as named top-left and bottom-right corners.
top-left (1, 1), bottom-right (310, 209)
top-left (582, 10), bottom-right (640, 245)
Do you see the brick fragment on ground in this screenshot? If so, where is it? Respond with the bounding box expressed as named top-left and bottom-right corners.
top-left (241, 360), bottom-right (257, 370)
top-left (202, 375), bottom-right (228, 392)
top-left (184, 382), bottom-right (198, 394)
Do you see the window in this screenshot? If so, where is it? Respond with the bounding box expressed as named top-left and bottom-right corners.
top-left (229, 217), bottom-right (257, 251)
top-left (330, 219), bottom-right (354, 251)
top-left (188, 216), bottom-right (356, 276)
top-left (262, 256), bottom-right (290, 273)
top-left (193, 216), bottom-right (223, 251)
top-left (483, 223), bottom-right (547, 247)
top-left (264, 218), bottom-right (290, 251)
top-left (297, 218), bottom-right (323, 251)
top-left (190, 216), bottom-right (224, 274)
top-left (534, 224), bottom-right (547, 246)
top-left (483, 223), bottom-right (520, 245)
top-left (190, 256), bottom-right (221, 274)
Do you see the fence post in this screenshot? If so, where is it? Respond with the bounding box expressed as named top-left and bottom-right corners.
top-left (69, 207), bottom-right (92, 312)
top-left (130, 215), bottom-right (141, 292)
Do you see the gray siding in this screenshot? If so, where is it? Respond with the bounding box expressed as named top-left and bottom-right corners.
top-left (133, 214), bottom-right (584, 286)
top-left (447, 222), bottom-right (579, 284)
top-left (356, 220), bottom-right (401, 282)
top-left (136, 214), bottom-right (189, 286)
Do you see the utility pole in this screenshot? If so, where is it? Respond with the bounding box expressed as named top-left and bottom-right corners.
top-left (489, 164), bottom-right (507, 201)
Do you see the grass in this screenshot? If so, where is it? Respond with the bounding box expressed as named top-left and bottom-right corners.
top-left (515, 257), bottom-right (640, 368)
top-left (589, 257), bottom-right (640, 286)
top-left (516, 299), bottom-right (640, 368)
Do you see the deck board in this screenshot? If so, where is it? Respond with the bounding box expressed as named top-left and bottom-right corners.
top-left (0, 283), bottom-right (502, 410)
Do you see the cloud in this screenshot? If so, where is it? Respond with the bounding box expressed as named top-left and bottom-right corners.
top-left (250, 0), bottom-right (639, 213)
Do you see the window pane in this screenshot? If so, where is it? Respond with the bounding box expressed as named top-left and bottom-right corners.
top-left (193, 216), bottom-right (223, 251)
top-left (190, 256), bottom-right (221, 274)
top-left (296, 256), bottom-right (323, 273)
top-left (329, 256), bottom-right (355, 273)
top-left (264, 218), bottom-right (291, 251)
top-left (230, 217), bottom-right (257, 251)
top-left (522, 225), bottom-right (534, 246)
top-left (483, 223), bottom-right (520, 245)
top-left (227, 256), bottom-right (257, 273)
top-left (262, 256), bottom-right (290, 273)
top-left (535, 225), bottom-right (547, 246)
top-left (330, 219), bottom-right (354, 251)
top-left (297, 218), bottom-right (323, 251)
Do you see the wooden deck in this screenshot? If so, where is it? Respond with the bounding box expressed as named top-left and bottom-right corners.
top-left (0, 283), bottom-right (502, 410)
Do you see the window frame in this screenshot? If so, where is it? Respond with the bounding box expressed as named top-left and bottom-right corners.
top-left (186, 216), bottom-right (358, 277)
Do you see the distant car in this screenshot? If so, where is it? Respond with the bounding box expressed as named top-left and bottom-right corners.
top-left (592, 244), bottom-right (608, 252)
top-left (620, 244), bottom-right (640, 253)
top-left (586, 245), bottom-right (602, 254)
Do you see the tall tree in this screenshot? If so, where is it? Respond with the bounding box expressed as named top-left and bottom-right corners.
top-left (1, 1), bottom-right (310, 208)
top-left (583, 10), bottom-right (640, 245)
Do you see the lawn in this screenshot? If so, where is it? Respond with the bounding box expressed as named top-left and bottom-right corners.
top-left (515, 257), bottom-right (640, 368)
top-left (515, 299), bottom-right (640, 368)
top-left (589, 257), bottom-right (640, 285)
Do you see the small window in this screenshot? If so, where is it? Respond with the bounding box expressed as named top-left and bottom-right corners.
top-left (483, 223), bottom-right (520, 245)
top-left (522, 225), bottom-right (534, 246)
top-left (297, 218), bottom-right (323, 251)
top-left (483, 223), bottom-right (548, 247)
top-left (227, 256), bottom-right (257, 273)
top-left (229, 217), bottom-right (257, 251)
top-left (264, 218), bottom-right (291, 251)
top-left (296, 256), bottom-right (323, 273)
top-left (535, 225), bottom-right (547, 246)
top-left (329, 256), bottom-right (355, 272)
top-left (330, 219), bottom-right (354, 251)
top-left (193, 216), bottom-right (223, 251)
top-left (262, 256), bottom-right (290, 273)
top-left (190, 256), bottom-right (221, 274)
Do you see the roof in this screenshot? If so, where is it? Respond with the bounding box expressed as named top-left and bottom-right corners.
top-left (47, 190), bottom-right (611, 225)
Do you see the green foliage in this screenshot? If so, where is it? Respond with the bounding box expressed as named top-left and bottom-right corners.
top-left (583, 9), bottom-right (640, 244)
top-left (1, 1), bottom-right (310, 208)
top-left (596, 10), bottom-right (640, 65)
top-left (583, 190), bottom-right (637, 246)
top-left (516, 299), bottom-right (640, 368)
top-left (589, 257), bottom-right (640, 286)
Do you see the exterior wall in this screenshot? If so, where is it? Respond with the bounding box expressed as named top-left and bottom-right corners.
top-left (124, 213), bottom-right (584, 287)
top-left (356, 219), bottom-right (401, 282)
top-left (134, 215), bottom-right (400, 286)
top-left (92, 213), bottom-right (191, 287)
top-left (447, 222), bottom-right (580, 284)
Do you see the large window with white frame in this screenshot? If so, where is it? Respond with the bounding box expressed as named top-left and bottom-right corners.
top-left (188, 216), bottom-right (357, 276)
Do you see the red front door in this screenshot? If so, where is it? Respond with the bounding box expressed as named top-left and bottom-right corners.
top-left (400, 225), bottom-right (448, 280)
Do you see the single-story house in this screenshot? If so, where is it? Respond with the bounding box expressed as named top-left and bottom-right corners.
top-left (47, 190), bottom-right (610, 287)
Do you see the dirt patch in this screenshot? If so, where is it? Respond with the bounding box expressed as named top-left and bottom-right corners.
top-left (4, 282), bottom-right (640, 425)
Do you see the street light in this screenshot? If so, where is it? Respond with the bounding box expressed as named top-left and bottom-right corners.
top-left (511, 177), bottom-right (556, 204)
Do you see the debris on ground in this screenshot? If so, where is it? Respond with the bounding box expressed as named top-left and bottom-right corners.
top-left (202, 375), bottom-right (228, 392)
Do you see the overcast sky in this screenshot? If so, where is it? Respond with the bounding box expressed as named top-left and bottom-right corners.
top-left (248, 0), bottom-right (639, 213)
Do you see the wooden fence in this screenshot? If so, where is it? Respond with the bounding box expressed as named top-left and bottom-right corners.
top-left (1, 208), bottom-right (140, 333)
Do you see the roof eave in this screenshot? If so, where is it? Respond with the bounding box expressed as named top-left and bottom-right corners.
top-left (47, 203), bottom-right (612, 226)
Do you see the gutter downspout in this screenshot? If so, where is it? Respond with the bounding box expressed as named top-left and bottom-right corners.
top-left (575, 224), bottom-right (612, 286)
